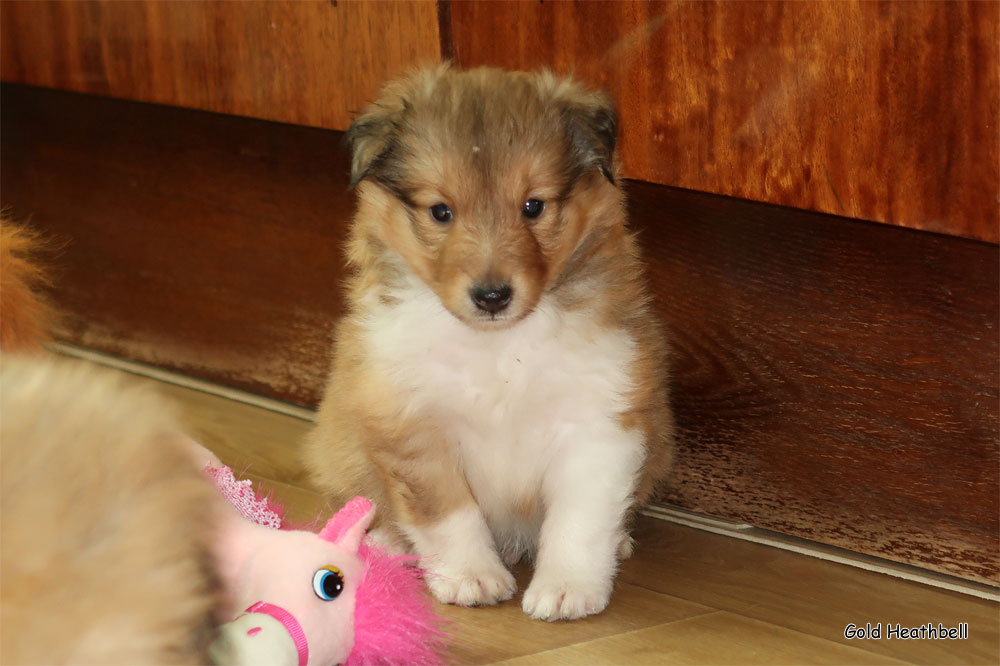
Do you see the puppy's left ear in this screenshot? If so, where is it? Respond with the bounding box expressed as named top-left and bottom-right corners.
top-left (562, 91), bottom-right (619, 185)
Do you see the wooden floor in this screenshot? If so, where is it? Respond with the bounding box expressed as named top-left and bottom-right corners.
top-left (105, 362), bottom-right (999, 665)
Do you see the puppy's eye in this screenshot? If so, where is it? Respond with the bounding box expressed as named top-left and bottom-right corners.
top-left (429, 203), bottom-right (453, 224)
top-left (522, 199), bottom-right (545, 220)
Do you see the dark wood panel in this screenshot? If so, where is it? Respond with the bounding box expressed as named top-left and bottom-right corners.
top-left (0, 84), bottom-right (351, 401)
top-left (630, 178), bottom-right (999, 584)
top-left (1, 84), bottom-right (997, 584)
top-left (451, 0), bottom-right (1000, 243)
top-left (0, 0), bottom-right (441, 131)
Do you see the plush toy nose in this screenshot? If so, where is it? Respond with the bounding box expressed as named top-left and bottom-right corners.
top-left (209, 608), bottom-right (305, 666)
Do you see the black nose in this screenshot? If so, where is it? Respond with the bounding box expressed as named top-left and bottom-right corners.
top-left (470, 283), bottom-right (513, 314)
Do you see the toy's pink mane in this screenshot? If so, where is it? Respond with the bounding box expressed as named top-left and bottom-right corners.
top-left (348, 541), bottom-right (445, 666)
top-left (323, 499), bottom-right (446, 665)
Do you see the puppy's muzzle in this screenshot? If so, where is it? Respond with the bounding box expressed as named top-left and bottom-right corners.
top-left (470, 283), bottom-right (513, 315)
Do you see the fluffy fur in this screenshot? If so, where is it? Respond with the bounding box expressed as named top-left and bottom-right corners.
top-left (0, 358), bottom-right (221, 664)
top-left (0, 220), bottom-right (54, 352)
top-left (349, 539), bottom-right (446, 665)
top-left (304, 66), bottom-right (674, 621)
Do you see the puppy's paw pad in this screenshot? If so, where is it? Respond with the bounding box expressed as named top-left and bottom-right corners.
top-left (522, 578), bottom-right (611, 621)
top-left (427, 565), bottom-right (516, 607)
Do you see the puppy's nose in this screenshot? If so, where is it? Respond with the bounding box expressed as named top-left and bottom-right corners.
top-left (470, 283), bottom-right (513, 314)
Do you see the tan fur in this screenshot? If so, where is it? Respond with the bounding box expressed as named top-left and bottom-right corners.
top-left (0, 220), bottom-right (55, 352)
top-left (0, 357), bottom-right (221, 664)
top-left (304, 65), bottom-right (673, 546)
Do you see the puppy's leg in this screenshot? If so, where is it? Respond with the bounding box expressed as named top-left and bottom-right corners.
top-left (522, 423), bottom-right (644, 621)
top-left (375, 430), bottom-right (516, 607)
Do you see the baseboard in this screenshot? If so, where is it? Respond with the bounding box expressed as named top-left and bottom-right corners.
top-left (640, 505), bottom-right (1000, 603)
top-left (51, 342), bottom-right (314, 421)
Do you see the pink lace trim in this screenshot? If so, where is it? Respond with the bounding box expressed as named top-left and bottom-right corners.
top-left (205, 465), bottom-right (282, 529)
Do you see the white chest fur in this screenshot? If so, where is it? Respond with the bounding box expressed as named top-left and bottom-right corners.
top-left (362, 281), bottom-right (640, 538)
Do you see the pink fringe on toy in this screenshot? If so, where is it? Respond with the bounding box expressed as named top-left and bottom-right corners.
top-left (204, 465), bottom-right (284, 529)
top-left (347, 540), bottom-right (447, 666)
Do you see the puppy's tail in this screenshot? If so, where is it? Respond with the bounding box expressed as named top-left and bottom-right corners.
top-left (0, 219), bottom-right (56, 352)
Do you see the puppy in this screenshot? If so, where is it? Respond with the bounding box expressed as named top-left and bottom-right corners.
top-left (0, 357), bottom-right (222, 664)
top-left (304, 66), bottom-right (674, 621)
top-left (0, 220), bottom-right (55, 352)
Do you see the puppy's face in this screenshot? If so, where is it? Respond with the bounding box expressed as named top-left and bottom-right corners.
top-left (347, 67), bottom-right (620, 330)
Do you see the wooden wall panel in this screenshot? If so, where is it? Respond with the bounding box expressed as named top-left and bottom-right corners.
top-left (451, 0), bottom-right (1000, 243)
top-left (2, 85), bottom-right (997, 584)
top-left (0, 0), bottom-right (441, 131)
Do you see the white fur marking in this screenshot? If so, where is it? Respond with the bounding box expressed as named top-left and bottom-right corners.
top-left (368, 277), bottom-right (643, 618)
top-left (524, 425), bottom-right (644, 620)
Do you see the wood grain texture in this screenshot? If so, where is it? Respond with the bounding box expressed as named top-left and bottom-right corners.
top-left (451, 0), bottom-right (1000, 242)
top-left (0, 0), bottom-right (441, 131)
top-left (621, 519), bottom-right (1000, 665)
top-left (0, 84), bottom-right (351, 402)
top-left (627, 178), bottom-right (1000, 584)
top-left (441, 569), bottom-right (712, 666)
top-left (497, 613), bottom-right (906, 666)
top-left (1, 85), bottom-right (996, 584)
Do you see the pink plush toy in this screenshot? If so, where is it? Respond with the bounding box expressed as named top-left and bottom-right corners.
top-left (201, 460), bottom-right (444, 666)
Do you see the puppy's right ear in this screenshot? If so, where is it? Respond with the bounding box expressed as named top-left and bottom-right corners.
top-left (345, 102), bottom-right (403, 188)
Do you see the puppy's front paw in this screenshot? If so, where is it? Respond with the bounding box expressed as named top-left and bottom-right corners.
top-left (402, 505), bottom-right (517, 606)
top-left (426, 561), bottom-right (516, 607)
top-left (521, 574), bottom-right (612, 621)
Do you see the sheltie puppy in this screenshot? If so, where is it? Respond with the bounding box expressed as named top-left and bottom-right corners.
top-left (304, 65), bottom-right (674, 621)
top-left (0, 358), bottom-right (221, 664)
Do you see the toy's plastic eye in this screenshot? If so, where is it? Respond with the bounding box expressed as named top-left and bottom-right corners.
top-left (312, 566), bottom-right (345, 601)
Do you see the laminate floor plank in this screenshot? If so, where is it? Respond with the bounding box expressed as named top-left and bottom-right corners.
top-left (496, 612), bottom-right (907, 665)
top-left (620, 519), bottom-right (1000, 665)
top-left (438, 571), bottom-right (713, 665)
